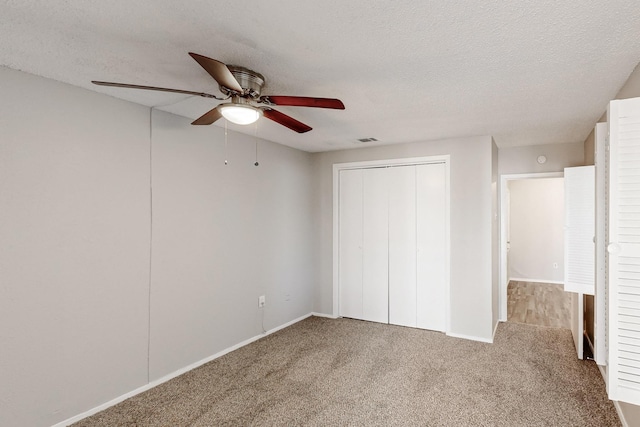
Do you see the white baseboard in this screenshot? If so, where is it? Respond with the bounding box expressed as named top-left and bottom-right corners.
top-left (598, 364), bottom-right (606, 382)
top-left (52, 312), bottom-right (314, 427)
top-left (311, 312), bottom-right (339, 319)
top-left (446, 331), bottom-right (493, 344)
top-left (492, 320), bottom-right (500, 341)
top-left (509, 277), bottom-right (564, 285)
top-left (596, 363), bottom-right (626, 427)
top-left (613, 400), bottom-right (629, 427)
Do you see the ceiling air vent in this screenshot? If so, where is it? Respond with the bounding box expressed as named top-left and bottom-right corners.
top-left (355, 137), bottom-right (378, 144)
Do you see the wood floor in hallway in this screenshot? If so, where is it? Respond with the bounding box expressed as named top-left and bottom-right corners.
top-left (507, 280), bottom-right (571, 329)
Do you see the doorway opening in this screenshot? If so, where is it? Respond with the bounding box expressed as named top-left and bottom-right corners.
top-left (499, 172), bottom-right (567, 327)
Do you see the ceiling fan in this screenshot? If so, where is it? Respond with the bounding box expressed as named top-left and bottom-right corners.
top-left (92, 52), bottom-right (345, 133)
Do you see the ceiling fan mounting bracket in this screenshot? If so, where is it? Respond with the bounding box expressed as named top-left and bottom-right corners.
top-left (220, 65), bottom-right (265, 99)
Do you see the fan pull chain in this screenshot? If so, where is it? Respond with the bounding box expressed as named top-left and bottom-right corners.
top-left (254, 120), bottom-right (259, 166)
top-left (224, 119), bottom-right (228, 165)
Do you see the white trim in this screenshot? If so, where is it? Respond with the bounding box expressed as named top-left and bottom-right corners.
top-left (594, 122), bottom-right (607, 366)
top-left (447, 331), bottom-right (493, 344)
top-left (311, 312), bottom-right (339, 319)
top-left (508, 278), bottom-right (564, 286)
top-left (332, 155), bottom-right (451, 332)
top-left (492, 320), bottom-right (500, 341)
top-left (333, 155), bottom-right (450, 171)
top-left (613, 400), bottom-right (629, 427)
top-left (596, 365), bottom-right (627, 426)
top-left (51, 313), bottom-right (314, 427)
top-left (499, 172), bottom-right (564, 322)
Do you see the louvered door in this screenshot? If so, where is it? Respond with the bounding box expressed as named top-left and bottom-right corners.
top-left (564, 165), bottom-right (595, 295)
top-left (607, 97), bottom-right (640, 404)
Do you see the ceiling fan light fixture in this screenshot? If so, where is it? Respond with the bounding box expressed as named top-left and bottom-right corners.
top-left (220, 104), bottom-right (261, 125)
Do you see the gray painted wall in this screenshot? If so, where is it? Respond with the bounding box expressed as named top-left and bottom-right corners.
top-left (498, 142), bottom-right (584, 175)
top-left (149, 110), bottom-right (315, 380)
top-left (1, 67), bottom-right (151, 426)
top-left (0, 67), bottom-right (316, 426)
top-left (311, 136), bottom-right (496, 341)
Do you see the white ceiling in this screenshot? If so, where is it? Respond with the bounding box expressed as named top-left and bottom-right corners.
top-left (2, 1), bottom-right (639, 152)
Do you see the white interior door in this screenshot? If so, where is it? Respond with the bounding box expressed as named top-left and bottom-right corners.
top-left (564, 165), bottom-right (595, 295)
top-left (416, 163), bottom-right (447, 331)
top-left (607, 97), bottom-right (640, 404)
top-left (362, 168), bottom-right (389, 323)
top-left (339, 169), bottom-right (363, 319)
top-left (388, 165), bottom-right (417, 327)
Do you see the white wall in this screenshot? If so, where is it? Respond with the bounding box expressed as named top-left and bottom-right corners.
top-left (0, 68), bottom-right (316, 427)
top-left (0, 67), bottom-right (151, 426)
top-left (149, 110), bottom-right (315, 379)
top-left (312, 136), bottom-right (496, 341)
top-left (508, 178), bottom-right (564, 283)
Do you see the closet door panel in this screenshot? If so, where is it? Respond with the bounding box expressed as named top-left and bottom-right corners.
top-left (339, 169), bottom-right (363, 319)
top-left (388, 165), bottom-right (417, 327)
top-left (362, 168), bottom-right (389, 323)
top-left (564, 165), bottom-right (596, 295)
top-left (607, 98), bottom-right (640, 404)
top-left (416, 163), bottom-right (447, 331)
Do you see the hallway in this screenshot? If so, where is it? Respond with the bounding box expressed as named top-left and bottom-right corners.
top-left (507, 280), bottom-right (570, 329)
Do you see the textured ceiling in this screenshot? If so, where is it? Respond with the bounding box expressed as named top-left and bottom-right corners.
top-left (1, 1), bottom-right (639, 152)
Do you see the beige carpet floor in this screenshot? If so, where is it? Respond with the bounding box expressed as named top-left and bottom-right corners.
top-left (74, 317), bottom-right (620, 426)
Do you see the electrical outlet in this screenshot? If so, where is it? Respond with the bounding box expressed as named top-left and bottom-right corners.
top-left (258, 295), bottom-right (265, 308)
top-left (553, 262), bottom-right (558, 269)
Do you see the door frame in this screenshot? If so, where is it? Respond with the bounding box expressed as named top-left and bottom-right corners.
top-left (332, 155), bottom-right (451, 332)
top-left (499, 172), bottom-right (564, 321)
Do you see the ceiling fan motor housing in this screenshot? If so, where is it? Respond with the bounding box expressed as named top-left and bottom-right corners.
top-left (223, 65), bottom-right (265, 99)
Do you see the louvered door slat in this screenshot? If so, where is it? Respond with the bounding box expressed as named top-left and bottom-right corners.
top-left (607, 97), bottom-right (640, 404)
top-left (620, 356), bottom-right (640, 369)
top-left (620, 328), bottom-right (640, 340)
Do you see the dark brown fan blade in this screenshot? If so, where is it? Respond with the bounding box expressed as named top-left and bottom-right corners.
top-left (260, 96), bottom-right (345, 110)
top-left (191, 106), bottom-right (223, 125)
top-left (262, 108), bottom-right (312, 133)
top-left (91, 81), bottom-right (218, 98)
top-left (188, 53), bottom-right (243, 93)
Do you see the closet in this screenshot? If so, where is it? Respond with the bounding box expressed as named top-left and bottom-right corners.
top-left (606, 97), bottom-right (640, 404)
top-left (338, 161), bottom-right (447, 332)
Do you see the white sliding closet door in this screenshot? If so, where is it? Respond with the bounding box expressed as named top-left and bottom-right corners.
top-left (339, 169), bottom-right (363, 320)
top-left (607, 97), bottom-right (640, 404)
top-left (388, 165), bottom-right (417, 328)
top-left (337, 159), bottom-right (448, 332)
top-left (363, 168), bottom-right (389, 323)
top-left (416, 163), bottom-right (447, 331)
